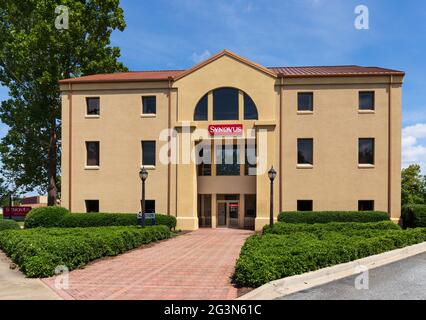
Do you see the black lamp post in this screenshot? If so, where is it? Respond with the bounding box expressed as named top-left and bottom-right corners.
top-left (139, 167), bottom-right (148, 227)
top-left (268, 166), bottom-right (277, 228)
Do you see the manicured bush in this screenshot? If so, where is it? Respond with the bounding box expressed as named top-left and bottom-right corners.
top-left (0, 219), bottom-right (20, 231)
top-left (235, 227), bottom-right (426, 288)
top-left (0, 225), bottom-right (171, 278)
top-left (278, 211), bottom-right (390, 224)
top-left (402, 205), bottom-right (426, 228)
top-left (24, 206), bottom-right (69, 228)
top-left (25, 211), bottom-right (177, 230)
top-left (263, 221), bottom-right (400, 235)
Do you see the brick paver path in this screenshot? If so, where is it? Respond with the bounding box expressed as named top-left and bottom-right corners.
top-left (42, 228), bottom-right (253, 300)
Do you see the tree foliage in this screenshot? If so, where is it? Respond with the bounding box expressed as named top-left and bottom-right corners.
top-left (401, 164), bottom-right (426, 207)
top-left (0, 0), bottom-right (127, 205)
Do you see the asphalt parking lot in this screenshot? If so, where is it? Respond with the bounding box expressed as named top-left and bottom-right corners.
top-left (278, 252), bottom-right (426, 300)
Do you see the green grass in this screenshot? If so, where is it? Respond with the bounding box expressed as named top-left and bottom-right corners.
top-left (0, 225), bottom-right (171, 278)
top-left (235, 222), bottom-right (426, 288)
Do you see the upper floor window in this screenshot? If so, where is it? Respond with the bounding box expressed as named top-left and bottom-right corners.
top-left (142, 141), bottom-right (156, 166)
top-left (359, 138), bottom-right (375, 165)
top-left (216, 143), bottom-right (240, 176)
top-left (86, 141), bottom-right (100, 166)
top-left (245, 141), bottom-right (257, 176)
top-left (298, 92), bottom-right (313, 112)
top-left (86, 97), bottom-right (100, 115)
top-left (194, 94), bottom-right (208, 121)
top-left (244, 93), bottom-right (258, 120)
top-left (213, 88), bottom-right (239, 120)
top-left (297, 138), bottom-right (313, 165)
top-left (359, 91), bottom-right (375, 111)
top-left (196, 142), bottom-right (212, 176)
top-left (194, 88), bottom-right (258, 121)
top-left (142, 96), bottom-right (156, 114)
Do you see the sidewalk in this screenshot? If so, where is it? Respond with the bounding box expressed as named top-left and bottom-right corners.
top-left (0, 251), bottom-right (61, 300)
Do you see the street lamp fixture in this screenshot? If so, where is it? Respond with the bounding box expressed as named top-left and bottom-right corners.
top-left (268, 166), bottom-right (277, 228)
top-left (139, 167), bottom-right (148, 227)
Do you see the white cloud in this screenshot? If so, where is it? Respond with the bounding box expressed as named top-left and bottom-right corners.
top-left (191, 50), bottom-right (212, 64)
top-left (402, 123), bottom-right (426, 172)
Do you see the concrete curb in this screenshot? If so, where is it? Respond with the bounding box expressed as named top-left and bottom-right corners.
top-left (238, 241), bottom-right (426, 300)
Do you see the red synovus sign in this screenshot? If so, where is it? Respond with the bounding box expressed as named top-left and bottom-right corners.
top-left (208, 124), bottom-right (243, 136)
top-left (3, 206), bottom-right (32, 218)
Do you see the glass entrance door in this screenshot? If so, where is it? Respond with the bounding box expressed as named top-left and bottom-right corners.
top-left (217, 200), bottom-right (239, 228)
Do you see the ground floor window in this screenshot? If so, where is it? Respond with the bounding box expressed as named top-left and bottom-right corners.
top-left (85, 200), bottom-right (99, 213)
top-left (144, 200), bottom-right (155, 213)
top-left (244, 194), bottom-right (256, 230)
top-left (297, 200), bottom-right (313, 211)
top-left (358, 200), bottom-right (374, 211)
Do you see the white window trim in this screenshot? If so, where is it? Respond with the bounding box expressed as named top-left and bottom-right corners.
top-left (297, 164), bottom-right (314, 169)
top-left (140, 113), bottom-right (156, 118)
top-left (141, 165), bottom-right (156, 170)
top-left (85, 114), bottom-right (100, 119)
top-left (358, 109), bottom-right (375, 114)
top-left (297, 110), bottom-right (314, 115)
top-left (358, 164), bottom-right (375, 169)
top-left (85, 165), bottom-right (100, 170)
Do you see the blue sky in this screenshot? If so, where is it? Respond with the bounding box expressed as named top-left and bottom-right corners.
top-left (1, 0), bottom-right (426, 173)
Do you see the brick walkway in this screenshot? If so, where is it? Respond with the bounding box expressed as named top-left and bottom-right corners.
top-left (42, 228), bottom-right (253, 300)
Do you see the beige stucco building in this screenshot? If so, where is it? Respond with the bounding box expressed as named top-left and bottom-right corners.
top-left (59, 50), bottom-right (404, 231)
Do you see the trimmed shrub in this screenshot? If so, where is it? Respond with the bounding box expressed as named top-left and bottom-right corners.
top-left (24, 206), bottom-right (69, 228)
top-left (235, 227), bottom-right (426, 288)
top-left (402, 205), bottom-right (426, 228)
top-left (0, 225), bottom-right (171, 278)
top-left (278, 211), bottom-right (390, 224)
top-left (264, 221), bottom-right (400, 235)
top-left (25, 211), bottom-right (177, 230)
top-left (0, 219), bottom-right (20, 231)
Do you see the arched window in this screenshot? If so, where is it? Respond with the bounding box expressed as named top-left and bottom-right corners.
top-left (193, 88), bottom-right (259, 121)
top-left (244, 93), bottom-right (258, 120)
top-left (213, 88), bottom-right (239, 120)
top-left (194, 94), bottom-right (208, 121)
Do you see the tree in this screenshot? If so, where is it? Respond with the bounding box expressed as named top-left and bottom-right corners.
top-left (0, 0), bottom-right (127, 205)
top-left (401, 164), bottom-right (426, 207)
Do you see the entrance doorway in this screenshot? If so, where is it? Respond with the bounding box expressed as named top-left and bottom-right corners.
top-left (217, 200), bottom-right (239, 228)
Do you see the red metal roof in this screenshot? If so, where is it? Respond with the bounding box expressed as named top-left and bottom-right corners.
top-left (59, 65), bottom-right (404, 84)
top-left (269, 65), bottom-right (404, 77)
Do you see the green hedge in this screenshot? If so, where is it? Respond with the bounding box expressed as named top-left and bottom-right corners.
top-left (235, 226), bottom-right (426, 288)
top-left (0, 219), bottom-right (20, 231)
top-left (24, 207), bottom-right (177, 230)
top-left (264, 221), bottom-right (401, 235)
top-left (25, 206), bottom-right (70, 228)
top-left (278, 211), bottom-right (390, 224)
top-left (402, 205), bottom-right (426, 228)
top-left (0, 225), bottom-right (170, 278)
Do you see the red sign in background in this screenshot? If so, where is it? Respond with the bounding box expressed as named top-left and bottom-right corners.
top-left (208, 124), bottom-right (243, 136)
top-left (2, 206), bottom-right (32, 218)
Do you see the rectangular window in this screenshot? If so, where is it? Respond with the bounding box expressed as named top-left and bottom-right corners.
top-left (144, 200), bottom-right (155, 213)
top-left (358, 200), bottom-right (374, 211)
top-left (142, 96), bottom-right (156, 114)
top-left (142, 141), bottom-right (156, 166)
top-left (359, 91), bottom-right (375, 111)
top-left (245, 141), bottom-right (257, 176)
top-left (86, 97), bottom-right (100, 115)
top-left (86, 141), bottom-right (100, 166)
top-left (297, 200), bottom-right (313, 211)
top-left (197, 142), bottom-right (212, 176)
top-left (85, 200), bottom-right (99, 213)
top-left (298, 92), bottom-right (314, 112)
top-left (216, 143), bottom-right (240, 176)
top-left (359, 138), bottom-right (375, 165)
top-left (297, 139), bottom-right (313, 165)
